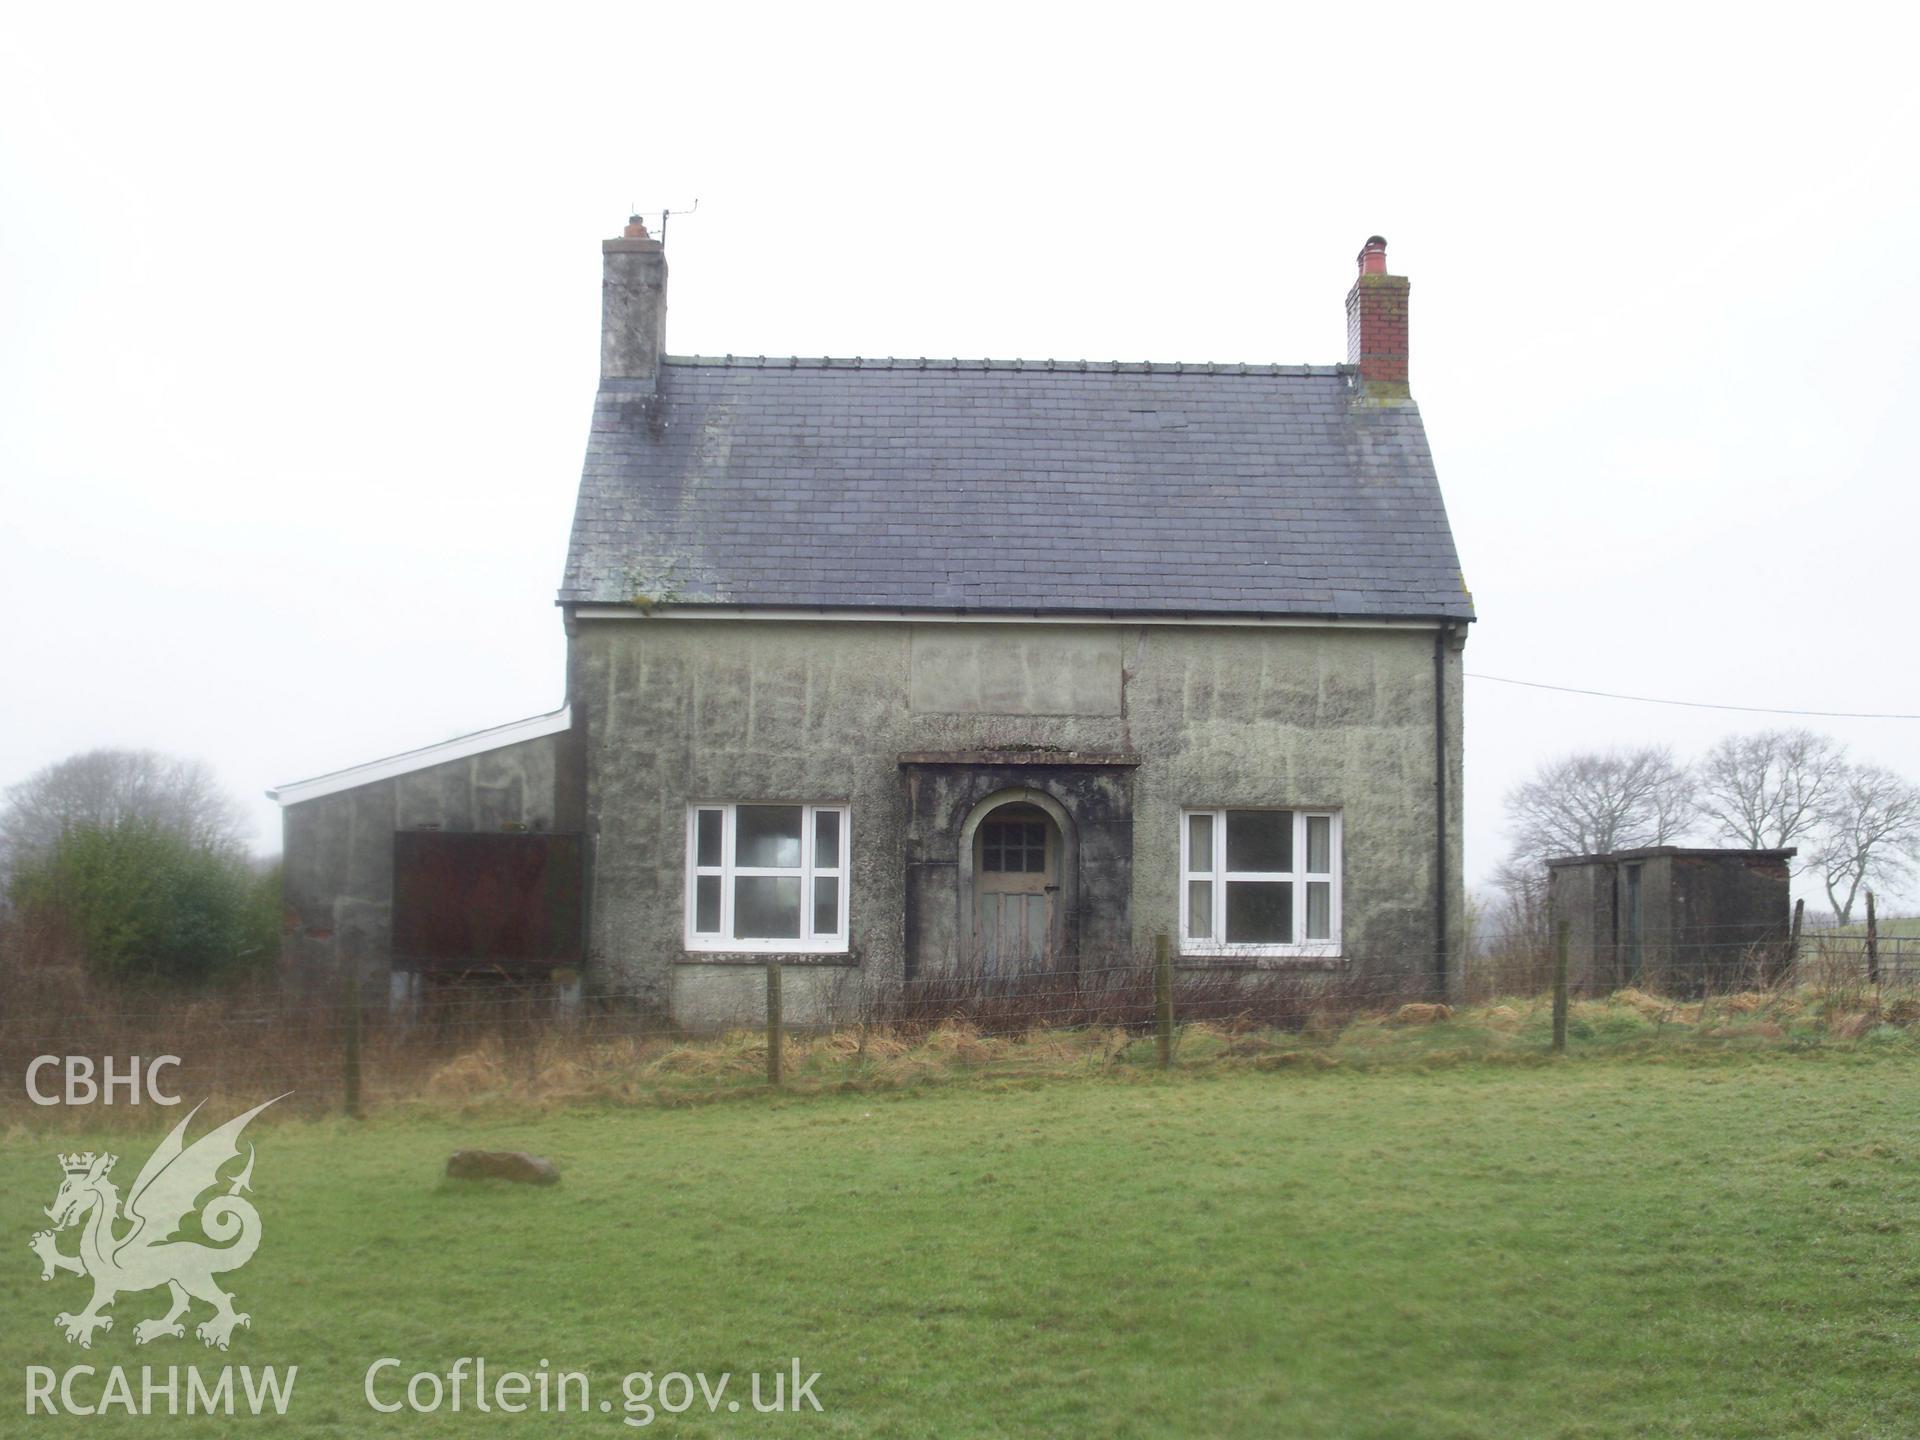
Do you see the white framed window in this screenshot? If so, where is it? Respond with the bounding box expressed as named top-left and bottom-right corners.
top-left (1179, 808), bottom-right (1341, 957)
top-left (685, 804), bottom-right (850, 953)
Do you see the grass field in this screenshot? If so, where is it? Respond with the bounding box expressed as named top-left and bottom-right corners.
top-left (6, 1049), bottom-right (1920, 1437)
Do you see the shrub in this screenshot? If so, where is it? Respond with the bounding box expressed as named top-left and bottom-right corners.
top-left (7, 820), bottom-right (279, 985)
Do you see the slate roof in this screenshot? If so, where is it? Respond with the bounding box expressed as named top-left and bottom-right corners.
top-left (559, 357), bottom-right (1474, 620)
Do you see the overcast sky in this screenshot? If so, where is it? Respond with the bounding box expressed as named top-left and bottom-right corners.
top-left (3, 4), bottom-right (1916, 909)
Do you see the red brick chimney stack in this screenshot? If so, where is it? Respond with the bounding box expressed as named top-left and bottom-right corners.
top-left (1345, 235), bottom-right (1410, 398)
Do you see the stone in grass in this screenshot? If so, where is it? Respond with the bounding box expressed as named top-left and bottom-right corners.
top-left (446, 1150), bottom-right (561, 1186)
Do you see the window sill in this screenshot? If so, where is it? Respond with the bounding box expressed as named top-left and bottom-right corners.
top-left (1176, 953), bottom-right (1347, 972)
top-left (676, 951), bottom-right (860, 967)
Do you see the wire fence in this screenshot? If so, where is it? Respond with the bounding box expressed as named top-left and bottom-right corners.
top-left (4, 917), bottom-right (1919, 1124)
top-left (1466, 911), bottom-right (1920, 996)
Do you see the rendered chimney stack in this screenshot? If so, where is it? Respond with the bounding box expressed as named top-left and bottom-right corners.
top-left (1345, 235), bottom-right (1409, 397)
top-left (602, 215), bottom-right (668, 385)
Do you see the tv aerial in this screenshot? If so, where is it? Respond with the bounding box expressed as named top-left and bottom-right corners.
top-left (630, 197), bottom-right (699, 245)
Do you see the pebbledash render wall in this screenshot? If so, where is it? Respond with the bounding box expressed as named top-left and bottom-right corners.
top-left (570, 614), bottom-right (1465, 1028)
top-left (278, 727), bottom-right (582, 1003)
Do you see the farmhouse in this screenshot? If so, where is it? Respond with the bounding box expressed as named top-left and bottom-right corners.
top-left (272, 224), bottom-right (1475, 1025)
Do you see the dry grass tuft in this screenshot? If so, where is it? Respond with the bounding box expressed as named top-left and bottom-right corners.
top-left (1609, 987), bottom-right (1673, 1020)
top-left (424, 1043), bottom-right (507, 1099)
top-left (920, 1020), bottom-right (999, 1066)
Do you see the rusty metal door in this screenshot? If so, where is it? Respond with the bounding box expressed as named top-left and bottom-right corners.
top-left (392, 832), bottom-right (584, 975)
top-left (973, 805), bottom-right (1058, 973)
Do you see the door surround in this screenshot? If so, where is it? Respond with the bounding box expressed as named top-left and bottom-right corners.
top-left (955, 787), bottom-right (1078, 972)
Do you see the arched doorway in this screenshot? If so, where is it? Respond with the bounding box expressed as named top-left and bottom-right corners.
top-left (969, 800), bottom-right (1063, 973)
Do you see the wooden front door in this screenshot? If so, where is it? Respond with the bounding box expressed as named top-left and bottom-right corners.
top-left (973, 804), bottom-right (1059, 973)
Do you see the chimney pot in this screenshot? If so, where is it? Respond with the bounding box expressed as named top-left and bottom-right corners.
top-left (623, 215), bottom-right (650, 240)
top-left (1357, 235), bottom-right (1389, 276)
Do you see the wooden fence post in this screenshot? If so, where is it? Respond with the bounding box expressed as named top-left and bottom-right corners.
top-left (766, 961), bottom-right (784, 1087)
top-left (1551, 920), bottom-right (1569, 1055)
top-left (1154, 933), bottom-right (1174, 1070)
top-left (342, 963), bottom-right (363, 1120)
top-left (1865, 891), bottom-right (1880, 987)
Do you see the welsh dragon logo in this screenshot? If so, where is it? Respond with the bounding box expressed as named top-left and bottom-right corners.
top-left (27, 1096), bottom-right (284, 1350)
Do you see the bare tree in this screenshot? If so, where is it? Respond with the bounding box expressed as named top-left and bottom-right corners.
top-left (0, 749), bottom-right (248, 869)
top-left (1694, 728), bottom-right (1847, 866)
top-left (1487, 855), bottom-right (1550, 930)
top-left (1814, 764), bottom-right (1920, 924)
top-left (1479, 853), bottom-right (1553, 983)
top-left (1504, 746), bottom-right (1696, 863)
